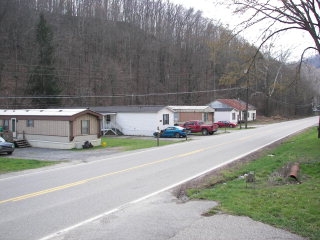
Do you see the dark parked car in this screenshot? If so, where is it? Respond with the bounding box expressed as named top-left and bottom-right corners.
top-left (0, 136), bottom-right (15, 155)
top-left (153, 126), bottom-right (187, 138)
top-left (215, 121), bottom-right (238, 128)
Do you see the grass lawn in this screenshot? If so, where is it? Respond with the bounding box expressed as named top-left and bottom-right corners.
top-left (100, 136), bottom-right (182, 151)
top-left (187, 127), bottom-right (320, 240)
top-left (0, 158), bottom-right (57, 174)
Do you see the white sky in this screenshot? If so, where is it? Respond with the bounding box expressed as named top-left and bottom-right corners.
top-left (169, 0), bottom-right (317, 62)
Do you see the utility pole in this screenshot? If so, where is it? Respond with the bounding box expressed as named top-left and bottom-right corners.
top-left (245, 81), bottom-right (249, 129)
top-left (238, 98), bottom-right (242, 129)
top-left (244, 69), bottom-right (249, 129)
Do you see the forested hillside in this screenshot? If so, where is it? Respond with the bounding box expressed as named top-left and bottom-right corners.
top-left (307, 55), bottom-right (320, 69)
top-left (0, 0), bottom-right (319, 116)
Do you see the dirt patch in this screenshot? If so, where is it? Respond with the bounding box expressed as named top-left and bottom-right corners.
top-left (255, 115), bottom-right (294, 124)
top-left (268, 162), bottom-right (302, 185)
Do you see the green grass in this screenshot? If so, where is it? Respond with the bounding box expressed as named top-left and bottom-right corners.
top-left (0, 136), bottom-right (182, 173)
top-left (100, 136), bottom-right (182, 151)
top-left (0, 158), bottom-right (57, 174)
top-left (187, 127), bottom-right (320, 240)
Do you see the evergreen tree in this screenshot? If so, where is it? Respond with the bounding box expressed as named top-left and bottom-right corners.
top-left (27, 13), bottom-right (61, 107)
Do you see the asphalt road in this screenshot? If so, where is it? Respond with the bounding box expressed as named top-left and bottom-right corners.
top-left (0, 117), bottom-right (317, 240)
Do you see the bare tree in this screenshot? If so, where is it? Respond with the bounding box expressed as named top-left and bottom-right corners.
top-left (227, 0), bottom-right (320, 57)
top-left (226, 0), bottom-right (320, 133)
top-left (0, 0), bottom-right (317, 113)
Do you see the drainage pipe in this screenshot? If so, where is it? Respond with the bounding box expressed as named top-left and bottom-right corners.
top-left (288, 163), bottom-right (300, 182)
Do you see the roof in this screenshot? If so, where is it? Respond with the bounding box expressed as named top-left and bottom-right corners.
top-left (90, 106), bottom-right (171, 114)
top-left (209, 99), bottom-right (256, 111)
top-left (214, 108), bottom-right (236, 112)
top-left (0, 109), bottom-right (102, 120)
top-left (167, 106), bottom-right (215, 113)
top-left (0, 109), bottom-right (87, 116)
top-left (91, 105), bottom-right (215, 114)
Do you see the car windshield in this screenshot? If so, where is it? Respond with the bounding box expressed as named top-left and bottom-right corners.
top-left (0, 136), bottom-right (5, 143)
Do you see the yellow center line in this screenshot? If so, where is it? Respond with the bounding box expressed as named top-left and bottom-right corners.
top-left (1, 134), bottom-right (256, 204)
top-left (1, 148), bottom-right (206, 204)
top-left (239, 136), bottom-right (251, 141)
top-left (10, 180), bottom-right (89, 202)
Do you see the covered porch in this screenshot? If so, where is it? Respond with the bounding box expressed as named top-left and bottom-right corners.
top-left (101, 113), bottom-right (123, 135)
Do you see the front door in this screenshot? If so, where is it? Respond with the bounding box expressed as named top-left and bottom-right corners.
top-left (11, 118), bottom-right (16, 138)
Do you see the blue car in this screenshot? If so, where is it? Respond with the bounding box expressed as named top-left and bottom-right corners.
top-left (153, 126), bottom-right (187, 138)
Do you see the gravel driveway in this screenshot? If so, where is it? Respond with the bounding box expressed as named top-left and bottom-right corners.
top-left (9, 146), bottom-right (123, 162)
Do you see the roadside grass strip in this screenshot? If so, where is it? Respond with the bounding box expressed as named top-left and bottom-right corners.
top-left (187, 128), bottom-right (320, 240)
top-left (0, 158), bottom-right (57, 174)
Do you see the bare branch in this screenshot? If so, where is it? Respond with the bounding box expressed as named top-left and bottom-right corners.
top-left (228, 0), bottom-right (320, 56)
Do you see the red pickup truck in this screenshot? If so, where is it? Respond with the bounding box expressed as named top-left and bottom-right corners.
top-left (181, 120), bottom-right (218, 135)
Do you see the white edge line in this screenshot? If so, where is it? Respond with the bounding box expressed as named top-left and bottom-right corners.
top-left (38, 129), bottom-right (302, 240)
top-left (38, 208), bottom-right (120, 240)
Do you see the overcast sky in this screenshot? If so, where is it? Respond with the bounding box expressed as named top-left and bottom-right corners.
top-left (169, 0), bottom-right (317, 62)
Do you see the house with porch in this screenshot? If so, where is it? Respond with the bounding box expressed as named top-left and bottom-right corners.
top-left (91, 105), bottom-right (215, 136)
top-left (209, 99), bottom-right (256, 123)
top-left (0, 109), bottom-right (102, 149)
top-left (90, 106), bottom-right (175, 136)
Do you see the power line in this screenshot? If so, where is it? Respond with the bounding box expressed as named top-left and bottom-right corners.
top-left (0, 87), bottom-right (242, 100)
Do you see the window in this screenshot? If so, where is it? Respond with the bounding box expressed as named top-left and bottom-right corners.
top-left (27, 120), bottom-right (34, 127)
top-left (3, 120), bottom-right (9, 130)
top-left (81, 120), bottom-right (90, 134)
top-left (232, 113), bottom-right (236, 120)
top-left (203, 113), bottom-right (209, 122)
top-left (174, 112), bottom-right (179, 123)
top-left (163, 114), bottom-right (169, 125)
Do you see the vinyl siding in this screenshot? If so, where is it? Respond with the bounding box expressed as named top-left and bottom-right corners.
top-left (18, 120), bottom-right (69, 136)
top-left (73, 114), bottom-right (100, 136)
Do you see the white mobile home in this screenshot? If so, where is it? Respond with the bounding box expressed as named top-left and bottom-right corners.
top-left (91, 106), bottom-right (175, 136)
top-left (209, 99), bottom-right (256, 123)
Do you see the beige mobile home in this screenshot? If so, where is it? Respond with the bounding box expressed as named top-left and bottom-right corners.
top-left (0, 109), bottom-right (102, 149)
top-left (167, 106), bottom-right (215, 124)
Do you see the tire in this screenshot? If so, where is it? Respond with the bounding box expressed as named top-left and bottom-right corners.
top-left (202, 129), bottom-right (208, 135)
top-left (209, 131), bottom-right (213, 135)
top-left (7, 152), bottom-right (13, 155)
top-left (175, 133), bottom-right (180, 138)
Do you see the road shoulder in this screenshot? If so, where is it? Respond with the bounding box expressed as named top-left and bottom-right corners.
top-left (48, 191), bottom-right (305, 240)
